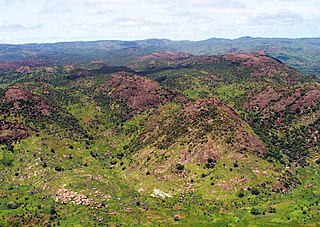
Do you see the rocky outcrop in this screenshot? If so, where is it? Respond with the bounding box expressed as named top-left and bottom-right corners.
top-left (0, 121), bottom-right (30, 143)
top-left (101, 72), bottom-right (188, 112)
top-left (1, 86), bottom-right (54, 116)
top-left (138, 52), bottom-right (192, 61)
top-left (54, 187), bottom-right (94, 206)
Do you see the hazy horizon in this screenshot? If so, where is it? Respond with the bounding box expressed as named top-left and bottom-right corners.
top-left (1, 36), bottom-right (320, 45)
top-left (1, 0), bottom-right (320, 44)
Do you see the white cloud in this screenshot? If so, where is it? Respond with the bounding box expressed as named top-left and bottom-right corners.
top-left (0, 0), bottom-right (319, 43)
top-left (0, 21), bottom-right (41, 31)
top-left (236, 9), bottom-right (304, 26)
top-left (187, 0), bottom-right (245, 8)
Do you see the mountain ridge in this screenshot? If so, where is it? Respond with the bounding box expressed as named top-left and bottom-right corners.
top-left (1, 37), bottom-right (320, 76)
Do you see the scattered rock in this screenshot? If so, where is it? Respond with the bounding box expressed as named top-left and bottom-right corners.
top-left (150, 189), bottom-right (172, 198)
top-left (173, 214), bottom-right (181, 221)
top-left (54, 186), bottom-right (95, 206)
top-left (7, 201), bottom-right (19, 209)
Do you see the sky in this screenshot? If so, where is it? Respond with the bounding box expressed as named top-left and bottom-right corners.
top-left (0, 0), bottom-right (319, 44)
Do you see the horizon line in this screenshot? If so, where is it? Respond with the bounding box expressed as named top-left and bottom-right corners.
top-left (1, 36), bottom-right (320, 46)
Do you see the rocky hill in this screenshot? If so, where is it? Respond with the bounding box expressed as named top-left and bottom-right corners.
top-left (0, 51), bottom-right (319, 226)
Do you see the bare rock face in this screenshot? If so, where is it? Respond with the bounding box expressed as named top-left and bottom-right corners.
top-left (183, 98), bottom-right (241, 122)
top-left (1, 86), bottom-right (54, 116)
top-left (15, 66), bottom-right (33, 74)
top-left (183, 98), bottom-right (268, 155)
top-left (101, 72), bottom-right (188, 112)
top-left (3, 87), bottom-right (32, 104)
top-left (243, 84), bottom-right (320, 114)
top-left (243, 87), bottom-right (280, 111)
top-left (290, 86), bottom-right (320, 112)
top-left (54, 187), bottom-right (93, 206)
top-left (63, 65), bottom-right (76, 73)
top-left (223, 53), bottom-right (303, 84)
top-left (0, 121), bottom-right (30, 143)
top-left (223, 53), bottom-right (271, 66)
top-left (138, 52), bottom-right (192, 61)
top-left (0, 60), bottom-right (45, 71)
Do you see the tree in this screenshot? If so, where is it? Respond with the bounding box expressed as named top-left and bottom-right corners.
top-left (250, 188), bottom-right (260, 195)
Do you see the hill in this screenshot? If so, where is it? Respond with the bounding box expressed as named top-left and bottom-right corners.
top-left (0, 50), bottom-right (319, 226)
top-left (1, 37), bottom-right (320, 77)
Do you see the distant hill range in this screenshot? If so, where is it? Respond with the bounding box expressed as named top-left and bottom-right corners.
top-left (1, 37), bottom-right (320, 76)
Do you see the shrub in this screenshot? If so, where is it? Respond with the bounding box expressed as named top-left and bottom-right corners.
top-left (110, 159), bottom-right (118, 165)
top-left (267, 207), bottom-right (276, 213)
top-left (176, 164), bottom-right (185, 171)
top-left (1, 156), bottom-right (13, 167)
top-left (55, 166), bottom-right (62, 171)
top-left (250, 208), bottom-right (260, 215)
top-left (250, 188), bottom-right (260, 195)
top-left (50, 207), bottom-right (57, 215)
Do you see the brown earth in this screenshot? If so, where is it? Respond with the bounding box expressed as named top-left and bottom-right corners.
top-left (243, 84), bottom-right (320, 115)
top-left (136, 52), bottom-right (303, 85)
top-left (0, 60), bottom-right (45, 70)
top-left (222, 53), bottom-right (271, 66)
top-left (138, 52), bottom-right (193, 61)
top-left (290, 86), bottom-right (320, 112)
top-left (101, 72), bottom-right (188, 112)
top-left (0, 121), bottom-right (30, 143)
top-left (1, 86), bottom-right (54, 116)
top-left (243, 87), bottom-right (280, 111)
top-left (184, 99), bottom-right (267, 154)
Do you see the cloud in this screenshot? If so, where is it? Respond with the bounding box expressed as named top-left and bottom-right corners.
top-left (112, 18), bottom-right (161, 27)
top-left (187, 0), bottom-right (244, 8)
top-left (0, 0), bottom-right (319, 43)
top-left (236, 9), bottom-right (304, 26)
top-left (0, 36), bottom-right (11, 41)
top-left (39, 3), bottom-right (71, 14)
top-left (93, 9), bottom-right (113, 15)
top-left (0, 22), bottom-right (42, 31)
top-left (64, 0), bottom-right (135, 5)
top-left (0, 0), bottom-right (30, 3)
